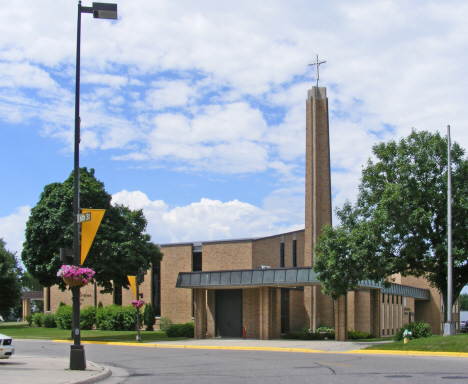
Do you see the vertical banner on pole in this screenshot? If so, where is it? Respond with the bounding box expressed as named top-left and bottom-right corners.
top-left (128, 276), bottom-right (137, 299)
top-left (80, 209), bottom-right (105, 265)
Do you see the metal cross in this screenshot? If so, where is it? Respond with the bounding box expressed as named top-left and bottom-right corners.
top-left (308, 54), bottom-right (326, 87)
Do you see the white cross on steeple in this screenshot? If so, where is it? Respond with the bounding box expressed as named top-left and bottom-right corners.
top-left (308, 54), bottom-right (326, 87)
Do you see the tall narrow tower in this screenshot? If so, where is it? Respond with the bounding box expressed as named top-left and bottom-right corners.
top-left (304, 86), bottom-right (332, 265)
top-left (303, 85), bottom-right (334, 330)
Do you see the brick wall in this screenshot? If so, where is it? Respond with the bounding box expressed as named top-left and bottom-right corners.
top-left (160, 245), bottom-right (192, 323)
top-left (203, 241), bottom-right (253, 270)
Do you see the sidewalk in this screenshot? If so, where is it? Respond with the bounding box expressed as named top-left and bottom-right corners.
top-left (0, 356), bottom-right (111, 384)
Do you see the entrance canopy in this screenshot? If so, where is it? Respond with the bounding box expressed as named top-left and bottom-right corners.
top-left (176, 267), bottom-right (430, 300)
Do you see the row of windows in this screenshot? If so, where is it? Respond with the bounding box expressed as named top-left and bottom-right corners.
top-left (382, 294), bottom-right (405, 305)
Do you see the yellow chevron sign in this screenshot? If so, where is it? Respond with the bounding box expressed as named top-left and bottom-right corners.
top-left (80, 208), bottom-right (106, 265)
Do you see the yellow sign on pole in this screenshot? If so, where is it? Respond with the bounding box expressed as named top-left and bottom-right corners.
top-left (80, 208), bottom-right (106, 265)
top-left (128, 276), bottom-right (137, 299)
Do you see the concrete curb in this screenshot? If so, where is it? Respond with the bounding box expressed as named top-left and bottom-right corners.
top-left (68, 362), bottom-right (112, 384)
top-left (53, 339), bottom-right (468, 358)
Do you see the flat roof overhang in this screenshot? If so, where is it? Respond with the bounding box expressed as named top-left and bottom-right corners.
top-left (175, 267), bottom-right (431, 300)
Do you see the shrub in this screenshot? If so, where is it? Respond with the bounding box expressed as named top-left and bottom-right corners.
top-left (159, 316), bottom-right (172, 331)
top-left (316, 326), bottom-right (334, 333)
top-left (143, 303), bottom-right (155, 331)
top-left (55, 305), bottom-right (73, 330)
top-left (25, 314), bottom-right (33, 327)
top-left (80, 306), bottom-right (96, 330)
top-left (96, 305), bottom-right (137, 331)
top-left (98, 301), bottom-right (103, 309)
top-left (395, 322), bottom-right (432, 341)
top-left (43, 313), bottom-right (56, 328)
top-left (166, 322), bottom-right (194, 338)
top-left (59, 301), bottom-right (67, 307)
top-left (33, 313), bottom-right (44, 327)
top-left (348, 330), bottom-right (374, 340)
top-left (122, 306), bottom-right (137, 331)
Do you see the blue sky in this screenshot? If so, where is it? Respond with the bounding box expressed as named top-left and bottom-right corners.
top-left (1, 1), bottom-right (468, 293)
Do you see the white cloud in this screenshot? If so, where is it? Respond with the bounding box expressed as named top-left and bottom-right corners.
top-left (112, 191), bottom-right (303, 244)
top-left (0, 206), bottom-right (30, 256)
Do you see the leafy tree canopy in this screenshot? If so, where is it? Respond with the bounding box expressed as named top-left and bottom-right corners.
top-left (0, 239), bottom-right (23, 317)
top-left (22, 168), bottom-right (163, 293)
top-left (314, 130), bottom-right (468, 308)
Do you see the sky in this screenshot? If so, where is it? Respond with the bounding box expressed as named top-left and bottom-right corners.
top-left (1, 1), bottom-right (467, 292)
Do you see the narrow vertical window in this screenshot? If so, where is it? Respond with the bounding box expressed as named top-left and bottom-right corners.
top-left (153, 261), bottom-right (161, 316)
top-left (280, 242), bottom-right (285, 268)
top-left (292, 240), bottom-right (297, 267)
top-left (114, 284), bottom-right (122, 305)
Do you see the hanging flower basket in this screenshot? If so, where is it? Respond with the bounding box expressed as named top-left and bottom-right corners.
top-left (57, 265), bottom-right (95, 288)
top-left (131, 300), bottom-right (145, 309)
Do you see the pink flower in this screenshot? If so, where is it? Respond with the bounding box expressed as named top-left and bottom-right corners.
top-left (57, 265), bottom-right (95, 281)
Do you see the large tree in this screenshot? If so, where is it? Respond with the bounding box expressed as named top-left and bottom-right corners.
top-left (22, 168), bottom-right (163, 293)
top-left (0, 239), bottom-right (22, 318)
top-left (314, 130), bottom-right (468, 314)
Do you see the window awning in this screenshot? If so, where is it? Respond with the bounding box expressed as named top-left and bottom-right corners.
top-left (175, 267), bottom-right (430, 300)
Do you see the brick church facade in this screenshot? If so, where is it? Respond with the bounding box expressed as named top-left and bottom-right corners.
top-left (46, 85), bottom-right (461, 339)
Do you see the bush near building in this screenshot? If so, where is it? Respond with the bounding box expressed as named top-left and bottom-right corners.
top-left (96, 305), bottom-right (137, 331)
top-left (395, 321), bottom-right (432, 341)
top-left (165, 322), bottom-right (194, 338)
top-left (43, 313), bottom-right (56, 328)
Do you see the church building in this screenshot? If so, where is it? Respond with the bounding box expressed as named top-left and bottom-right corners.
top-left (46, 71), bottom-right (461, 340)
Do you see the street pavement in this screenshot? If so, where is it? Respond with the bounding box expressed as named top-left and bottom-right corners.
top-left (1, 338), bottom-right (468, 384)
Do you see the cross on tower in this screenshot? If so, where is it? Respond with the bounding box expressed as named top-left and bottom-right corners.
top-left (308, 54), bottom-right (326, 87)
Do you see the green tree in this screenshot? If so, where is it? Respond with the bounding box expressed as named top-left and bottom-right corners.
top-left (314, 130), bottom-right (468, 315)
top-left (0, 239), bottom-right (23, 318)
top-left (22, 168), bottom-right (163, 293)
top-left (461, 293), bottom-right (468, 311)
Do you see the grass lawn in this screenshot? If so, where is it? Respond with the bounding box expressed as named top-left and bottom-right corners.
top-left (364, 333), bottom-right (468, 353)
top-left (0, 322), bottom-right (186, 343)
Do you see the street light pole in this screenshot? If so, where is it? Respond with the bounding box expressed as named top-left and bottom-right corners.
top-left (444, 125), bottom-right (455, 336)
top-left (70, 1), bottom-right (117, 370)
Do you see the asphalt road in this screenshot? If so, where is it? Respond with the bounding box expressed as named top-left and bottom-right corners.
top-left (15, 340), bottom-right (468, 384)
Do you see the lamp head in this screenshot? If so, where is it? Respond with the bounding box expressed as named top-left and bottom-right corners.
top-left (92, 2), bottom-right (117, 19)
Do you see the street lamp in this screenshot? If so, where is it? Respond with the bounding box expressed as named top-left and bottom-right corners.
top-left (70, 1), bottom-right (117, 371)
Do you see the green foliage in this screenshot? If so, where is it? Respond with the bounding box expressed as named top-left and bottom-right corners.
top-left (395, 322), bottom-right (432, 341)
top-left (348, 330), bottom-right (374, 339)
top-left (98, 301), bottom-right (103, 309)
top-left (159, 316), bottom-right (172, 331)
top-left (43, 313), bottom-right (56, 328)
top-left (314, 130), bottom-right (468, 305)
top-left (25, 314), bottom-right (33, 327)
top-left (33, 313), bottom-right (44, 327)
top-left (21, 168), bottom-right (163, 292)
top-left (316, 326), bottom-right (334, 333)
top-left (55, 305), bottom-right (73, 330)
top-left (0, 239), bottom-right (23, 318)
top-left (143, 303), bottom-right (155, 331)
top-left (96, 305), bottom-right (137, 331)
top-left (80, 306), bottom-right (96, 330)
top-left (59, 301), bottom-right (67, 307)
top-left (165, 322), bottom-right (194, 338)
top-left (460, 293), bottom-right (468, 311)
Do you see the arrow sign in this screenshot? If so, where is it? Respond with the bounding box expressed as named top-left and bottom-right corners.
top-left (80, 208), bottom-right (106, 265)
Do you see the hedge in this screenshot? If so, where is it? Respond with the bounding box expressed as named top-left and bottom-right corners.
top-left (166, 322), bottom-right (194, 338)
